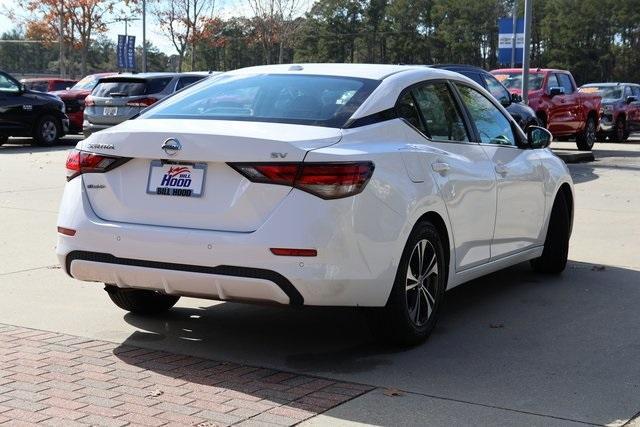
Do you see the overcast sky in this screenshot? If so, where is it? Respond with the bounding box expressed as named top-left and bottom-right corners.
top-left (0, 0), bottom-right (256, 56)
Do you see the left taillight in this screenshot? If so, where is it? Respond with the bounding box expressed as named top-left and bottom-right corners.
top-left (229, 162), bottom-right (375, 199)
top-left (65, 149), bottom-right (130, 181)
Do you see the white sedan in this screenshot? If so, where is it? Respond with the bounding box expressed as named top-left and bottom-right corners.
top-left (57, 64), bottom-right (573, 345)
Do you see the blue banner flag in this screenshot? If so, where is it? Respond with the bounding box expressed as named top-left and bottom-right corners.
top-left (498, 18), bottom-right (525, 66)
top-left (126, 35), bottom-right (136, 70)
top-left (117, 35), bottom-right (126, 69)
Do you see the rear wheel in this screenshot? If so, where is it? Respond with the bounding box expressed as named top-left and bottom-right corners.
top-left (368, 221), bottom-right (446, 346)
top-left (531, 191), bottom-right (570, 274)
top-left (105, 285), bottom-right (180, 315)
top-left (576, 116), bottom-right (596, 151)
top-left (33, 115), bottom-right (60, 146)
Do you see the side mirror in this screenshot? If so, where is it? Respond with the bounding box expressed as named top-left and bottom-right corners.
top-left (548, 86), bottom-right (565, 97)
top-left (511, 93), bottom-right (522, 103)
top-left (626, 95), bottom-right (637, 104)
top-left (500, 97), bottom-right (511, 107)
top-left (527, 125), bottom-right (552, 149)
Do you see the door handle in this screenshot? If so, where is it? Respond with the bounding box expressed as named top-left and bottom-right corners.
top-left (495, 164), bottom-right (508, 176)
top-left (431, 162), bottom-right (450, 174)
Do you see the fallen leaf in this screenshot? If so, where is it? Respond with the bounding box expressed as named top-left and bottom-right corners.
top-left (146, 389), bottom-right (164, 397)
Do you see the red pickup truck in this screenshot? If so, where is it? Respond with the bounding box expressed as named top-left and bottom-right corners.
top-left (491, 68), bottom-right (601, 150)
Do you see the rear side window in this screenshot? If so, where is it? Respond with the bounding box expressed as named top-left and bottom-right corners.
top-left (93, 78), bottom-right (172, 97)
top-left (142, 74), bottom-right (379, 128)
top-left (397, 92), bottom-right (425, 133)
top-left (176, 76), bottom-right (205, 91)
top-left (411, 83), bottom-right (469, 141)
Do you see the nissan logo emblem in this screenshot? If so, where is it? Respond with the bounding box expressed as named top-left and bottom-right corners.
top-left (161, 138), bottom-right (181, 156)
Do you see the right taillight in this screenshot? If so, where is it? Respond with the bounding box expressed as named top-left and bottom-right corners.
top-left (229, 162), bottom-right (374, 199)
top-left (65, 149), bottom-right (130, 181)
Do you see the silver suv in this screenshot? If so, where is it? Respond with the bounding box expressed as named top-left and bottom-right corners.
top-left (83, 72), bottom-right (211, 137)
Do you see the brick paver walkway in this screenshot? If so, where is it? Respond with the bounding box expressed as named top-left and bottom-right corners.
top-left (0, 324), bottom-right (372, 426)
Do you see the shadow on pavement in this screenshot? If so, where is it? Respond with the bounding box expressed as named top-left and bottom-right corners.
top-left (114, 259), bottom-right (640, 425)
top-left (0, 136), bottom-right (79, 154)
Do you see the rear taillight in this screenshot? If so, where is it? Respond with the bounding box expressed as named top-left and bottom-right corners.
top-left (126, 97), bottom-right (158, 107)
top-left (84, 96), bottom-right (95, 107)
top-left (65, 149), bottom-right (130, 181)
top-left (229, 162), bottom-right (374, 199)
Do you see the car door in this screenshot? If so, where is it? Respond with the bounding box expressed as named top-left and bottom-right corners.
top-left (397, 81), bottom-right (497, 271)
top-left (0, 72), bottom-right (29, 132)
top-left (556, 73), bottom-right (580, 132)
top-left (630, 86), bottom-right (640, 131)
top-left (454, 83), bottom-right (546, 259)
top-left (545, 73), bottom-right (573, 134)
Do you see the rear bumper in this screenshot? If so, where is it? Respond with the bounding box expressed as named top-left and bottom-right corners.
top-left (56, 177), bottom-right (403, 307)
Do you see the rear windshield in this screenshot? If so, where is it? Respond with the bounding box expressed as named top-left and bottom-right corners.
top-left (141, 74), bottom-right (380, 128)
top-left (92, 77), bottom-right (172, 97)
top-left (579, 86), bottom-right (622, 101)
top-left (494, 72), bottom-right (544, 91)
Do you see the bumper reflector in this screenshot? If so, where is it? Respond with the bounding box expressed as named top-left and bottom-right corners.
top-left (270, 248), bottom-right (317, 257)
top-left (57, 227), bottom-right (76, 236)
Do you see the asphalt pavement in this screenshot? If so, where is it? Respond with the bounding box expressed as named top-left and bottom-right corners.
top-left (0, 136), bottom-right (638, 426)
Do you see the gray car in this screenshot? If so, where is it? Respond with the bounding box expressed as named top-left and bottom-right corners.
top-left (83, 72), bottom-right (211, 137)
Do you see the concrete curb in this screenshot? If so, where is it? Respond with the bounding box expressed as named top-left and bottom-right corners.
top-left (553, 149), bottom-right (595, 163)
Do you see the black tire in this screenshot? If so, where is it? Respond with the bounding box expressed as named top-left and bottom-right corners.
top-left (33, 115), bottom-right (60, 146)
top-left (610, 118), bottom-right (626, 143)
top-left (105, 285), bottom-right (180, 315)
top-left (557, 136), bottom-right (571, 142)
top-left (367, 221), bottom-right (447, 346)
top-left (530, 192), bottom-right (570, 274)
top-left (576, 116), bottom-right (596, 151)
top-left (0, 135), bottom-right (7, 146)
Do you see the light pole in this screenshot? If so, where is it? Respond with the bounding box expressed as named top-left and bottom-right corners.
top-left (511, 0), bottom-right (517, 68)
top-left (521, 0), bottom-right (533, 104)
top-left (142, 0), bottom-right (147, 72)
top-left (59, 0), bottom-right (65, 77)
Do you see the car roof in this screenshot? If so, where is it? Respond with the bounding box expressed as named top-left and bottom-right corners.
top-left (581, 82), bottom-right (640, 87)
top-left (227, 63), bottom-right (428, 81)
top-left (21, 78), bottom-right (76, 82)
top-left (430, 64), bottom-right (490, 74)
top-left (492, 68), bottom-right (568, 74)
top-left (100, 72), bottom-right (182, 80)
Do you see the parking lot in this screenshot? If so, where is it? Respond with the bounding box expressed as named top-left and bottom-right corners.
top-left (0, 136), bottom-right (639, 426)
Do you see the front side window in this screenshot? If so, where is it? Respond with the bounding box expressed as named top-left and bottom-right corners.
top-left (142, 74), bottom-right (379, 128)
top-left (456, 84), bottom-right (516, 146)
top-left (557, 74), bottom-right (574, 94)
top-left (412, 83), bottom-right (468, 141)
top-left (546, 74), bottom-right (559, 91)
top-left (0, 74), bottom-right (21, 93)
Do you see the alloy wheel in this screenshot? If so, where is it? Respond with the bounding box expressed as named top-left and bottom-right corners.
top-left (406, 239), bottom-right (439, 327)
top-left (41, 120), bottom-right (57, 143)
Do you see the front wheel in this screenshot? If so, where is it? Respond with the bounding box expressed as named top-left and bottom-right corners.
top-left (576, 116), bottom-right (596, 151)
top-left (610, 118), bottom-right (626, 143)
top-left (368, 221), bottom-right (447, 346)
top-left (105, 285), bottom-right (180, 315)
top-left (33, 115), bottom-right (60, 147)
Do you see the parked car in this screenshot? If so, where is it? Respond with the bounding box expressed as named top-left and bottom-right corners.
top-left (20, 78), bottom-right (78, 93)
top-left (491, 68), bottom-right (601, 150)
top-left (51, 73), bottom-right (117, 134)
top-left (83, 72), bottom-right (211, 137)
top-left (579, 82), bottom-right (640, 142)
top-left (431, 64), bottom-right (538, 130)
top-left (0, 70), bottom-right (69, 146)
top-left (57, 64), bottom-right (573, 345)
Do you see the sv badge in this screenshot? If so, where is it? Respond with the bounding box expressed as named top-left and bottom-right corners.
top-left (270, 152), bottom-right (288, 159)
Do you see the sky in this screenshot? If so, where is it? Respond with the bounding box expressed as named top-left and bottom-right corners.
top-left (0, 0), bottom-right (256, 56)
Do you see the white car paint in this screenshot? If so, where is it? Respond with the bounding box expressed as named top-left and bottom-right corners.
top-left (57, 64), bottom-right (573, 308)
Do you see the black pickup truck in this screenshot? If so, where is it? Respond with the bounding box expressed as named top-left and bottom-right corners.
top-left (0, 70), bottom-right (69, 146)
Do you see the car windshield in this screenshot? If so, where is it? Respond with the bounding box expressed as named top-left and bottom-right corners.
top-left (141, 73), bottom-right (379, 128)
top-left (494, 72), bottom-right (544, 91)
top-left (579, 86), bottom-right (622, 100)
top-left (72, 76), bottom-right (100, 91)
